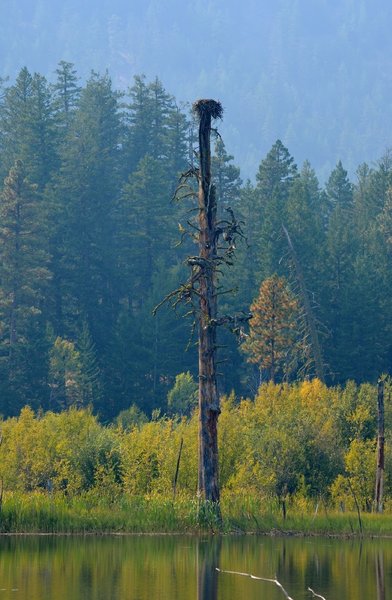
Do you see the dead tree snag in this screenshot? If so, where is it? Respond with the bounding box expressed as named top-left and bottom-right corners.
top-left (194, 99), bottom-right (222, 506)
top-left (155, 99), bottom-right (249, 520)
top-left (374, 378), bottom-right (385, 513)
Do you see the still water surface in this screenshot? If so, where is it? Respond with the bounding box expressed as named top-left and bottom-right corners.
top-left (0, 534), bottom-right (390, 599)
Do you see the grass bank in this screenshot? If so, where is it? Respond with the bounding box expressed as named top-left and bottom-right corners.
top-left (0, 492), bottom-right (392, 537)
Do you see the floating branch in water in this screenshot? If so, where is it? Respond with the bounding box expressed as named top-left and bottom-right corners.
top-left (308, 588), bottom-right (327, 600)
top-left (216, 568), bottom-right (294, 600)
top-left (216, 568), bottom-right (327, 600)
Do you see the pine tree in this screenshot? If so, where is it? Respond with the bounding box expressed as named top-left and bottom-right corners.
top-left (348, 157), bottom-right (392, 380)
top-left (0, 160), bottom-right (51, 412)
top-left (242, 274), bottom-right (300, 383)
top-left (149, 76), bottom-right (175, 162)
top-left (123, 75), bottom-right (153, 174)
top-left (52, 61), bottom-right (81, 132)
top-left (0, 68), bottom-right (57, 189)
top-left (255, 140), bottom-right (298, 276)
top-left (166, 102), bottom-right (189, 183)
top-left (105, 310), bottom-right (154, 417)
top-left (324, 161), bottom-right (356, 381)
top-left (48, 71), bottom-right (121, 372)
top-left (256, 139), bottom-right (298, 199)
top-left (0, 67), bottom-right (33, 182)
top-left (212, 137), bottom-right (242, 214)
top-left (326, 160), bottom-right (353, 211)
top-left (223, 181), bottom-right (258, 311)
top-left (118, 155), bottom-right (175, 309)
top-left (285, 162), bottom-right (327, 363)
top-left (77, 323), bottom-right (103, 408)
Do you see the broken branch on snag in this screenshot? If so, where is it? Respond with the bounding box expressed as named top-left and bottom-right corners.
top-left (209, 313), bottom-right (252, 328)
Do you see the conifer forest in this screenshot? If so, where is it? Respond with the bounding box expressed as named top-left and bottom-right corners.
top-left (6, 20), bottom-right (392, 600)
top-left (1, 64), bottom-right (391, 420)
top-left (2, 63), bottom-right (392, 515)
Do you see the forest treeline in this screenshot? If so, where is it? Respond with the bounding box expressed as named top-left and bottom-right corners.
top-left (1, 63), bottom-right (392, 420)
top-left (3, 0), bottom-right (391, 180)
top-left (0, 380), bottom-right (389, 513)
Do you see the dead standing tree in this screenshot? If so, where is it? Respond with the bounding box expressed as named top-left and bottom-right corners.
top-left (155, 99), bottom-right (249, 518)
top-left (194, 99), bottom-right (222, 507)
top-left (374, 378), bottom-right (385, 513)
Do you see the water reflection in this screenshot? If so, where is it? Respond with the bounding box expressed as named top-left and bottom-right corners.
top-left (376, 550), bottom-right (385, 600)
top-left (0, 535), bottom-right (390, 599)
top-left (197, 538), bottom-right (221, 600)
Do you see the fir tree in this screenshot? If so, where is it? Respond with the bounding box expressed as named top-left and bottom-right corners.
top-left (52, 61), bottom-right (81, 132)
top-left (255, 140), bottom-right (298, 276)
top-left (50, 71), bottom-right (121, 345)
top-left (77, 323), bottom-right (103, 408)
top-left (119, 155), bottom-right (175, 309)
top-left (242, 274), bottom-right (300, 383)
top-left (0, 160), bottom-right (51, 412)
top-left (212, 137), bottom-right (242, 214)
top-left (324, 162), bottom-right (356, 381)
top-left (0, 68), bottom-right (57, 189)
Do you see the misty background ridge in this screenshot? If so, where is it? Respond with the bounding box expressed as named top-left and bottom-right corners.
top-left (2, 0), bottom-right (392, 181)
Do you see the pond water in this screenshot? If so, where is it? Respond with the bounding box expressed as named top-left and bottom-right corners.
top-left (0, 534), bottom-right (390, 599)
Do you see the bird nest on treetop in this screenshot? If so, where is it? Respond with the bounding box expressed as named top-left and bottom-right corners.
top-left (192, 99), bottom-right (223, 120)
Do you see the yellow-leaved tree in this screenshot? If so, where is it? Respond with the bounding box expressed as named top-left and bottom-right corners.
top-left (242, 274), bottom-right (300, 383)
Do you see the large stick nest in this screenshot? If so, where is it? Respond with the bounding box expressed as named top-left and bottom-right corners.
top-left (192, 99), bottom-right (223, 121)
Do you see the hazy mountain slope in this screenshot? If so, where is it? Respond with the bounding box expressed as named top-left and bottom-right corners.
top-left (1, 0), bottom-right (392, 179)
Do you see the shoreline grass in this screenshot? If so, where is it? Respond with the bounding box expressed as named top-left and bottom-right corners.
top-left (1, 492), bottom-right (392, 537)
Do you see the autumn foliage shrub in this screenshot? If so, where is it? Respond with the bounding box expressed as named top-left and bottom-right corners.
top-left (0, 379), bottom-right (390, 516)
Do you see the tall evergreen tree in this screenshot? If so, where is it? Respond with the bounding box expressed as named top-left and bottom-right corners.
top-left (123, 75), bottom-right (188, 185)
top-left (123, 75), bottom-right (153, 174)
top-left (0, 68), bottom-right (33, 183)
top-left (118, 155), bottom-right (176, 310)
top-left (0, 160), bottom-right (51, 413)
top-left (255, 140), bottom-right (298, 276)
top-left (77, 322), bottom-right (103, 408)
top-left (212, 137), bottom-right (242, 214)
top-left (49, 71), bottom-right (121, 352)
top-left (149, 76), bottom-right (175, 162)
top-left (226, 180), bottom-right (258, 309)
top-left (0, 68), bottom-right (57, 189)
top-left (324, 161), bottom-right (357, 381)
top-left (52, 61), bottom-right (81, 132)
top-left (242, 274), bottom-right (300, 383)
top-left (285, 161), bottom-right (327, 314)
top-left (166, 102), bottom-right (189, 183)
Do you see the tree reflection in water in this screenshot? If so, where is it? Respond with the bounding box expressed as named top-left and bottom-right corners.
top-left (197, 538), bottom-right (222, 600)
top-left (376, 550), bottom-right (385, 600)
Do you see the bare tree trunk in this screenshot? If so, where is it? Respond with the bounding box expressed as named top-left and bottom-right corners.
top-left (195, 100), bottom-right (221, 508)
top-left (172, 437), bottom-right (183, 501)
top-left (375, 379), bottom-right (385, 513)
top-left (155, 100), bottom-right (245, 521)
